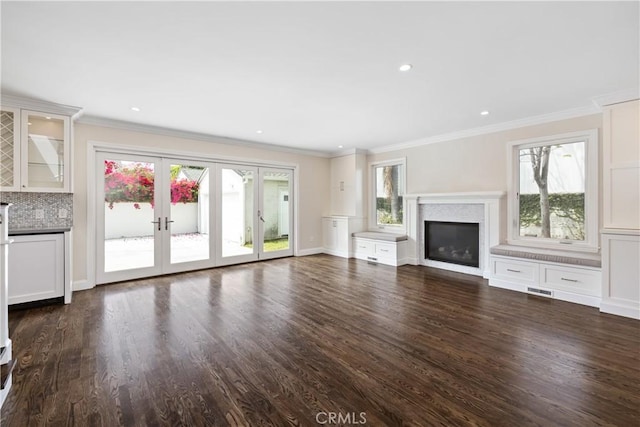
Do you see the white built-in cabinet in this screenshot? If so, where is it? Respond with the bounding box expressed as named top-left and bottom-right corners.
top-left (8, 233), bottom-right (68, 305)
top-left (0, 105), bottom-right (73, 193)
top-left (489, 255), bottom-right (602, 307)
top-left (600, 100), bottom-right (640, 319)
top-left (322, 216), bottom-right (364, 258)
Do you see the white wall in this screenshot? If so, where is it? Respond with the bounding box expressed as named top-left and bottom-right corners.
top-left (73, 123), bottom-right (330, 283)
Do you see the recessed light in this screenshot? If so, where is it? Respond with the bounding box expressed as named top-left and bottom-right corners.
top-left (27, 122), bottom-right (32, 126)
top-left (131, 107), bottom-right (141, 112)
top-left (338, 145), bottom-right (344, 149)
top-left (45, 116), bottom-right (51, 120)
top-left (256, 130), bottom-right (263, 134)
top-left (480, 110), bottom-right (490, 116)
top-left (399, 64), bottom-right (413, 72)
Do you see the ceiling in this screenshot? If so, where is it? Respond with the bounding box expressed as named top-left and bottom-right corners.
top-left (1, 2), bottom-right (638, 154)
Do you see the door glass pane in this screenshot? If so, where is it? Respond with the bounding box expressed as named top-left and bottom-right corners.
top-left (518, 141), bottom-right (585, 240)
top-left (221, 168), bottom-right (254, 257)
top-left (169, 163), bottom-right (210, 264)
top-left (104, 159), bottom-right (156, 272)
top-left (26, 114), bottom-right (65, 189)
top-left (0, 110), bottom-right (16, 187)
top-left (262, 171), bottom-right (290, 252)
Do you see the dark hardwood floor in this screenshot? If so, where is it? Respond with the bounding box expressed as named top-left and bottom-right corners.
top-left (1, 254), bottom-right (639, 426)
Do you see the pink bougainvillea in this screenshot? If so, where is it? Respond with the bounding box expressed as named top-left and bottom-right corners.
top-left (104, 161), bottom-right (199, 209)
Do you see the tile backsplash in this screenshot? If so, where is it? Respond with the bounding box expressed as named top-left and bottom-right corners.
top-left (0, 192), bottom-right (73, 229)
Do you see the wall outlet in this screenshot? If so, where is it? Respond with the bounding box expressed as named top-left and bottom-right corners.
top-left (58, 208), bottom-right (68, 219)
top-left (35, 209), bottom-right (45, 219)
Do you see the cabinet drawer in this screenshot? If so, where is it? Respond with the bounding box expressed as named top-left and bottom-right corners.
top-left (353, 239), bottom-right (374, 256)
top-left (492, 258), bottom-right (537, 283)
top-left (375, 242), bottom-right (396, 257)
top-left (542, 265), bottom-right (601, 296)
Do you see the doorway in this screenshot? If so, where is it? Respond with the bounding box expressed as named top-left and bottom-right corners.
top-left (95, 152), bottom-right (294, 284)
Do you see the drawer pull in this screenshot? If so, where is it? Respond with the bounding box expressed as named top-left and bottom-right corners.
top-left (506, 268), bottom-right (521, 273)
top-left (379, 249), bottom-right (389, 252)
top-left (561, 277), bottom-right (579, 283)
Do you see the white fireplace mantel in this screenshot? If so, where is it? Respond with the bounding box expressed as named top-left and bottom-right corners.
top-left (405, 191), bottom-right (506, 278)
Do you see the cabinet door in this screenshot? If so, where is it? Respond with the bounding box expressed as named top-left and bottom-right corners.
top-left (322, 218), bottom-right (336, 250)
top-left (8, 234), bottom-right (64, 304)
top-left (21, 110), bottom-right (70, 192)
top-left (0, 106), bottom-right (20, 191)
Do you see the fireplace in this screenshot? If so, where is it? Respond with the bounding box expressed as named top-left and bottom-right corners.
top-left (425, 221), bottom-right (480, 268)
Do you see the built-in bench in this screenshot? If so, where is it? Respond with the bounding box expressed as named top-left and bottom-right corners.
top-left (352, 232), bottom-right (408, 266)
top-left (488, 244), bottom-right (602, 308)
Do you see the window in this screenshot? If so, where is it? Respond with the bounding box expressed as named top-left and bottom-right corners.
top-left (508, 130), bottom-right (598, 251)
top-left (371, 159), bottom-right (406, 230)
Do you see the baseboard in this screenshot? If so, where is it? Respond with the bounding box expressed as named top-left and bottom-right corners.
top-left (600, 300), bottom-right (640, 320)
top-left (296, 247), bottom-right (324, 256)
top-left (553, 290), bottom-right (600, 308)
top-left (72, 280), bottom-right (95, 292)
top-left (322, 248), bottom-right (350, 258)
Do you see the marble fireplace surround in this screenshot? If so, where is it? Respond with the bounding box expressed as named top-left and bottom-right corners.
top-left (405, 192), bottom-right (505, 278)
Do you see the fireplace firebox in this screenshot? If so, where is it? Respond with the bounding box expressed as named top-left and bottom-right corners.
top-left (425, 221), bottom-right (480, 268)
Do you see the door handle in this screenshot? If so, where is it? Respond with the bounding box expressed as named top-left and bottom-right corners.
top-left (165, 217), bottom-right (175, 230)
top-left (151, 217), bottom-right (161, 231)
top-left (258, 210), bottom-right (265, 223)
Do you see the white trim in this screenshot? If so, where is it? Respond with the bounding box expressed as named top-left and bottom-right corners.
top-left (78, 115), bottom-right (330, 158)
top-left (64, 231), bottom-right (72, 304)
top-left (407, 191), bottom-right (505, 277)
top-left (296, 247), bottom-right (324, 256)
top-left (591, 88), bottom-right (640, 109)
top-left (506, 129), bottom-right (599, 253)
top-left (72, 280), bottom-right (94, 292)
top-left (88, 139), bottom-right (299, 170)
top-left (369, 157), bottom-right (407, 233)
top-left (329, 148), bottom-right (368, 158)
top-left (0, 94), bottom-right (82, 119)
top-left (369, 105), bottom-right (600, 154)
top-left (601, 228), bottom-right (640, 236)
top-left (600, 300), bottom-right (640, 320)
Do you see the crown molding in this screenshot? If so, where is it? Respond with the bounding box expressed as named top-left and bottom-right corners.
top-left (329, 147), bottom-right (368, 158)
top-left (0, 93), bottom-right (83, 119)
top-left (76, 115), bottom-right (331, 158)
top-left (591, 88), bottom-right (640, 109)
top-left (368, 104), bottom-right (601, 155)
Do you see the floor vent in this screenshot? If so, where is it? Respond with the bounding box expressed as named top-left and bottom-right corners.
top-left (527, 287), bottom-right (553, 298)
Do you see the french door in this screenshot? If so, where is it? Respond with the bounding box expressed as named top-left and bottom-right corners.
top-left (96, 151), bottom-right (293, 284)
top-left (216, 165), bottom-right (293, 266)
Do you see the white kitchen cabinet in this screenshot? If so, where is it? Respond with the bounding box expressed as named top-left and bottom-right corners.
top-left (1, 97), bottom-right (80, 193)
top-left (322, 216), bottom-right (364, 258)
top-left (0, 107), bottom-right (21, 191)
top-left (8, 233), bottom-right (65, 304)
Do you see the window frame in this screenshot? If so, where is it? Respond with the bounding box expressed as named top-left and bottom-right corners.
top-left (369, 158), bottom-right (407, 233)
top-left (507, 129), bottom-right (599, 252)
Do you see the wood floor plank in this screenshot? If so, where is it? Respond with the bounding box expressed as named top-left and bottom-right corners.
top-left (2, 255), bottom-right (639, 426)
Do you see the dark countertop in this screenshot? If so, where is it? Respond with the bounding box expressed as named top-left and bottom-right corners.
top-left (9, 227), bottom-right (71, 235)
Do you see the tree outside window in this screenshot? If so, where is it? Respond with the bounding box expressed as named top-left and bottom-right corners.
top-left (375, 163), bottom-right (404, 226)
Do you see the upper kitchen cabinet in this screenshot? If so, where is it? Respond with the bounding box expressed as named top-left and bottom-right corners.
top-left (0, 96), bottom-right (82, 193)
top-left (21, 110), bottom-right (70, 192)
top-left (0, 107), bottom-right (20, 191)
